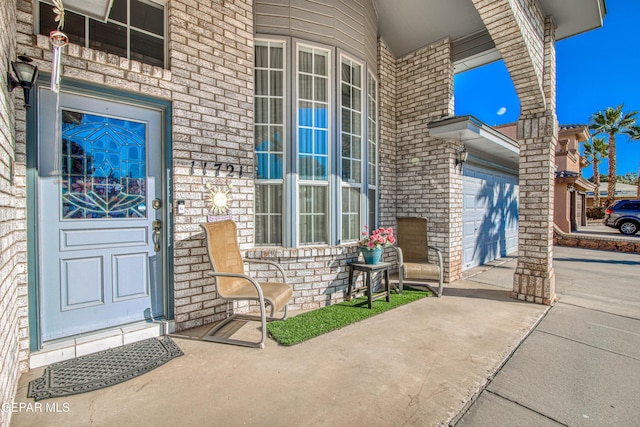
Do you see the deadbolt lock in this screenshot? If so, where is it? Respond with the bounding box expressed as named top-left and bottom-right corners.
top-left (152, 198), bottom-right (162, 210)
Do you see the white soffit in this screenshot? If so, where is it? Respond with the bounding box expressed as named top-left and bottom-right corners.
top-left (428, 116), bottom-right (520, 170)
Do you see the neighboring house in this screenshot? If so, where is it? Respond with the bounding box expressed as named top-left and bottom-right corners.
top-left (587, 182), bottom-right (639, 208)
top-left (554, 125), bottom-right (597, 231)
top-left (496, 123), bottom-right (595, 232)
top-left (0, 0), bottom-right (605, 421)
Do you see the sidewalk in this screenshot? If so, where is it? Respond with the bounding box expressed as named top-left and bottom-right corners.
top-left (454, 246), bottom-right (640, 426)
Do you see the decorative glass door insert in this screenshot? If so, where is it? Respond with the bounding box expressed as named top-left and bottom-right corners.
top-left (61, 111), bottom-right (147, 219)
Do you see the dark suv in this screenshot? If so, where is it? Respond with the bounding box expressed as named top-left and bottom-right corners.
top-left (603, 199), bottom-right (640, 235)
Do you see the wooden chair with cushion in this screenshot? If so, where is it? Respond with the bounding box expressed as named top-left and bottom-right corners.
top-left (393, 217), bottom-right (443, 297)
top-left (200, 219), bottom-right (293, 348)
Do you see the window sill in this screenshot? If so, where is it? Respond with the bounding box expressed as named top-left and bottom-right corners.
top-left (245, 243), bottom-right (360, 260)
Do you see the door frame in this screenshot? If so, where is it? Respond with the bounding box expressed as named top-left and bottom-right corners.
top-left (27, 76), bottom-right (174, 351)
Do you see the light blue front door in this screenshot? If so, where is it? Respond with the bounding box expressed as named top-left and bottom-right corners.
top-left (37, 88), bottom-right (165, 342)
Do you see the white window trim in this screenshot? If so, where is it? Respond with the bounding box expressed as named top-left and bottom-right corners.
top-left (366, 70), bottom-right (380, 228)
top-left (293, 41), bottom-right (334, 247)
top-left (338, 52), bottom-right (366, 243)
top-left (254, 37), bottom-right (288, 246)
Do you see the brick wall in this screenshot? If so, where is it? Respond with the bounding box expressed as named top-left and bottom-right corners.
top-left (244, 246), bottom-right (361, 310)
top-left (554, 227), bottom-right (640, 253)
top-left (393, 39), bottom-right (460, 281)
top-left (377, 40), bottom-right (398, 239)
top-left (167, 0), bottom-right (255, 331)
top-left (0, 0), bottom-right (25, 424)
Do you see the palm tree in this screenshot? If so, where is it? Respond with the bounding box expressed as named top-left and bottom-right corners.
top-left (582, 137), bottom-right (608, 207)
top-left (589, 105), bottom-right (638, 206)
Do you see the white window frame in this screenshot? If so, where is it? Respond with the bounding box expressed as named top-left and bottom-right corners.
top-left (294, 42), bottom-right (333, 246)
top-left (338, 53), bottom-right (366, 243)
top-left (366, 70), bottom-right (379, 228)
top-left (254, 38), bottom-right (287, 246)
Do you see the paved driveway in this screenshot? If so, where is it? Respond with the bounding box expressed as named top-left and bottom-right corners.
top-left (456, 246), bottom-right (640, 426)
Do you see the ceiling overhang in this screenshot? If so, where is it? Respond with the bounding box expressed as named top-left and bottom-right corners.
top-left (374, 0), bottom-right (606, 71)
top-left (428, 115), bottom-right (520, 171)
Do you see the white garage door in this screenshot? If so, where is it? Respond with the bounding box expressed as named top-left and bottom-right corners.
top-left (462, 164), bottom-right (519, 270)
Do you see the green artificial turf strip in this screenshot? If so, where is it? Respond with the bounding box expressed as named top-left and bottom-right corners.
top-left (266, 289), bottom-right (430, 346)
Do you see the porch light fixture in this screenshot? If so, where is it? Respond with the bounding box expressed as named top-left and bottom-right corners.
top-left (456, 145), bottom-right (469, 168)
top-left (7, 55), bottom-right (38, 109)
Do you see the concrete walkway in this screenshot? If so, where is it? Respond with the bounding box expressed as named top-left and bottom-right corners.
top-left (10, 245), bottom-right (639, 426)
top-left (454, 246), bottom-right (640, 426)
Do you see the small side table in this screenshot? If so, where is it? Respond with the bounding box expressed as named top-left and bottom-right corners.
top-left (347, 262), bottom-right (391, 309)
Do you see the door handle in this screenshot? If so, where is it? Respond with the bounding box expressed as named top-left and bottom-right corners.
top-left (152, 219), bottom-right (162, 252)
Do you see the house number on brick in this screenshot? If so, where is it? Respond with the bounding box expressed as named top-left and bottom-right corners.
top-left (212, 163), bottom-right (243, 178)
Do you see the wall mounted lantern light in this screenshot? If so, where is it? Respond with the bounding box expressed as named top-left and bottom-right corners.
top-left (456, 145), bottom-right (469, 168)
top-left (7, 55), bottom-right (38, 109)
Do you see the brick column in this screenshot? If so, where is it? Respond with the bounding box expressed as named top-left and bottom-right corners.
top-left (473, 0), bottom-right (558, 304)
top-left (513, 16), bottom-right (558, 304)
top-left (513, 111), bottom-right (557, 304)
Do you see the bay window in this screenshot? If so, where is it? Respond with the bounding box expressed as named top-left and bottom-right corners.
top-left (254, 39), bottom-right (378, 247)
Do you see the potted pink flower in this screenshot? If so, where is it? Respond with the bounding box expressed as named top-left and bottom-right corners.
top-left (358, 226), bottom-right (396, 264)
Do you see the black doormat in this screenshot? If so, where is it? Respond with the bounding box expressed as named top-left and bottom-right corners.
top-left (27, 336), bottom-right (183, 401)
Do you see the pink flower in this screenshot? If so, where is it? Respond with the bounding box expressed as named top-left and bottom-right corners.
top-left (358, 225), bottom-right (396, 248)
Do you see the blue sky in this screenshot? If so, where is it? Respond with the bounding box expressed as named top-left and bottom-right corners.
top-left (454, 0), bottom-right (640, 178)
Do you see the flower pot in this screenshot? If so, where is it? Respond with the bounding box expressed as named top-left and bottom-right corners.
top-left (360, 246), bottom-right (383, 264)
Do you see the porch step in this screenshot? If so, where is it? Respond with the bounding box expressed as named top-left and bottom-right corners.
top-left (29, 320), bottom-right (175, 369)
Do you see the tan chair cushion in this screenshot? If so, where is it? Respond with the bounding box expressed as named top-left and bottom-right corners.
top-left (404, 262), bottom-right (440, 281)
top-left (229, 281), bottom-right (293, 314)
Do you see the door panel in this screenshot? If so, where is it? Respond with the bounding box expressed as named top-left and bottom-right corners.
top-left (60, 257), bottom-right (104, 310)
top-left (38, 87), bottom-right (164, 341)
top-left (61, 227), bottom-right (148, 249)
top-left (112, 253), bottom-right (149, 301)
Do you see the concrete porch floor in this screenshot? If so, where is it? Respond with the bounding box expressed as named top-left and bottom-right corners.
top-left (11, 261), bottom-right (547, 427)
